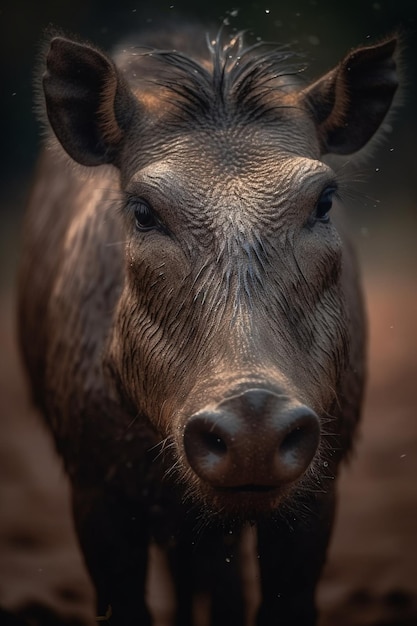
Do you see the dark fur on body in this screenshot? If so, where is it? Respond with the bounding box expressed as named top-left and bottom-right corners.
top-left (18, 23), bottom-right (398, 626)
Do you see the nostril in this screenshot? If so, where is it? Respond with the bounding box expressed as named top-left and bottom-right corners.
top-left (201, 431), bottom-right (228, 456)
top-left (280, 412), bottom-right (319, 453)
top-left (280, 425), bottom-right (305, 455)
top-left (183, 412), bottom-right (234, 486)
top-left (275, 407), bottom-right (320, 479)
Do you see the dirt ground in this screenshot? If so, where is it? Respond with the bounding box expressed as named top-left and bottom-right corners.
top-left (318, 269), bottom-right (417, 625)
top-left (0, 245), bottom-right (416, 625)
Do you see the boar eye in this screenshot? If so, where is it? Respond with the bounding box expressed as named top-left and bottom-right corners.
top-left (130, 198), bottom-right (160, 232)
top-left (314, 187), bottom-right (337, 224)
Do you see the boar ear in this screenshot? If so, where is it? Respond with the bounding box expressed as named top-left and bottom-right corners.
top-left (302, 38), bottom-right (398, 155)
top-left (43, 37), bottom-right (138, 166)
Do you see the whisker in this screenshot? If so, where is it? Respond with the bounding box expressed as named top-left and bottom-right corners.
top-left (164, 458), bottom-right (183, 480)
top-left (125, 414), bottom-right (140, 431)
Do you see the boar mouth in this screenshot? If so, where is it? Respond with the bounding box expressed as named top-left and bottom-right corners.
top-left (199, 481), bottom-right (290, 517)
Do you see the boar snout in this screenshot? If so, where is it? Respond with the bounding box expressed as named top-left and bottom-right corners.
top-left (183, 388), bottom-right (320, 491)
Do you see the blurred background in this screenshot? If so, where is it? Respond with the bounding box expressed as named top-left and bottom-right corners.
top-left (0, 0), bottom-right (416, 624)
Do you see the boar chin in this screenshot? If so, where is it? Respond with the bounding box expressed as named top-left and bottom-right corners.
top-left (177, 457), bottom-right (323, 523)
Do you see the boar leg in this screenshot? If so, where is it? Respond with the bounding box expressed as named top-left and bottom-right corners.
top-left (161, 524), bottom-right (247, 626)
top-left (75, 493), bottom-right (151, 626)
top-left (256, 493), bottom-right (336, 626)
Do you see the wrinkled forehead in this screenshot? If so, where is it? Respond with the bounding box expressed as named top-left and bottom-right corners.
top-left (124, 125), bottom-right (332, 210)
top-left (123, 92), bottom-right (323, 170)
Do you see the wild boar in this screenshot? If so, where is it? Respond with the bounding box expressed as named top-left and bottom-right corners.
top-left (18, 23), bottom-right (398, 626)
